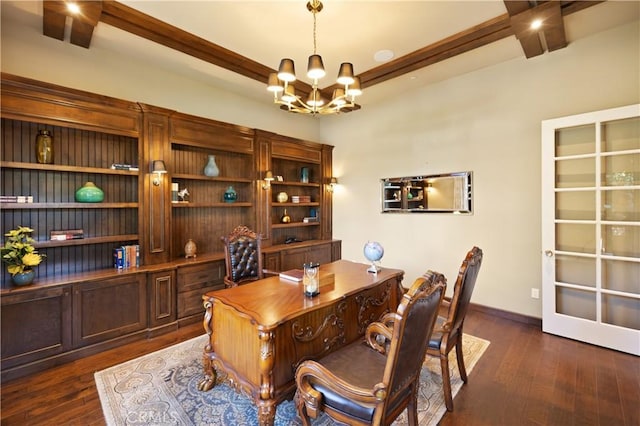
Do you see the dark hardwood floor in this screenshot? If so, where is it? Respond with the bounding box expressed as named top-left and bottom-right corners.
top-left (1, 309), bottom-right (638, 425)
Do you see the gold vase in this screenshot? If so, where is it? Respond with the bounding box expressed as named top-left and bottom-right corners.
top-left (280, 209), bottom-right (291, 223)
top-left (35, 130), bottom-right (53, 164)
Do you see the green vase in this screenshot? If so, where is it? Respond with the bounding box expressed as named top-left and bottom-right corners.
top-left (12, 269), bottom-right (35, 286)
top-left (75, 181), bottom-right (104, 203)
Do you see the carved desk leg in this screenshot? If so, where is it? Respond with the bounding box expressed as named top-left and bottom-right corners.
top-left (198, 298), bottom-right (217, 391)
top-left (257, 330), bottom-right (276, 426)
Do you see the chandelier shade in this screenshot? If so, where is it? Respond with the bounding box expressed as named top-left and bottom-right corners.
top-left (277, 59), bottom-right (296, 83)
top-left (336, 63), bottom-right (355, 85)
top-left (307, 54), bottom-right (326, 79)
top-left (267, 0), bottom-right (362, 115)
top-left (267, 73), bottom-right (283, 93)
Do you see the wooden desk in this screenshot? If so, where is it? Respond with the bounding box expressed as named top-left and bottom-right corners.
top-left (197, 260), bottom-right (404, 425)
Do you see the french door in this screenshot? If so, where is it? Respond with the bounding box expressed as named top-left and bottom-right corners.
top-left (541, 104), bottom-right (640, 355)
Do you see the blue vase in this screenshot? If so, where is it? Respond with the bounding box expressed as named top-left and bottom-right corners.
top-left (75, 181), bottom-right (104, 203)
top-left (224, 186), bottom-right (237, 203)
top-left (300, 167), bottom-right (309, 183)
top-left (12, 269), bottom-right (35, 286)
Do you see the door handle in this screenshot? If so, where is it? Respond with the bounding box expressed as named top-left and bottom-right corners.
top-left (544, 250), bottom-right (554, 257)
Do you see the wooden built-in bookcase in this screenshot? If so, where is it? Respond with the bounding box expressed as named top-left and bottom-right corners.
top-left (1, 119), bottom-right (140, 278)
top-left (0, 73), bottom-right (340, 381)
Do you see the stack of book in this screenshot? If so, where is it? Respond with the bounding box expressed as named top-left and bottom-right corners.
top-left (110, 163), bottom-right (139, 171)
top-left (303, 216), bottom-right (319, 223)
top-left (50, 229), bottom-right (84, 240)
top-left (114, 245), bottom-right (140, 269)
top-left (1, 195), bottom-right (34, 203)
top-left (291, 195), bottom-right (311, 203)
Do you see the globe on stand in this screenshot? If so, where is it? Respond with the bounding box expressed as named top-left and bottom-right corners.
top-left (363, 241), bottom-right (384, 274)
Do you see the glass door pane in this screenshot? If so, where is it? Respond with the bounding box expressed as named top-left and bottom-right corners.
top-left (555, 124), bottom-right (595, 156)
top-left (602, 116), bottom-right (640, 152)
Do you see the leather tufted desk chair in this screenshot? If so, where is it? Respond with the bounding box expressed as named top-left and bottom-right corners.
top-left (427, 246), bottom-right (483, 411)
top-left (294, 271), bottom-right (446, 426)
top-left (221, 225), bottom-right (270, 288)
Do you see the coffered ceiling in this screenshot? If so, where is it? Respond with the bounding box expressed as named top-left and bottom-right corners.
top-left (3, 1), bottom-right (639, 107)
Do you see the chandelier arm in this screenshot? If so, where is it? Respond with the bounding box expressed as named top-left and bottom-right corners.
top-left (274, 94), bottom-right (356, 115)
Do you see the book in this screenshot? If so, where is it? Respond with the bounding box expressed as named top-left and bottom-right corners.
top-left (279, 269), bottom-right (304, 282)
top-left (110, 163), bottom-right (139, 171)
top-left (114, 244), bottom-right (140, 269)
top-left (114, 247), bottom-right (124, 269)
top-left (0, 195), bottom-right (34, 203)
top-left (50, 229), bottom-right (84, 240)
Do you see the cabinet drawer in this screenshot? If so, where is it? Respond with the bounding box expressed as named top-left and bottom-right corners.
top-left (177, 261), bottom-right (224, 292)
top-left (178, 284), bottom-right (224, 318)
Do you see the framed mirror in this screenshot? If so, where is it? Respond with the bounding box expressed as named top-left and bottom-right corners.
top-left (381, 171), bottom-right (473, 214)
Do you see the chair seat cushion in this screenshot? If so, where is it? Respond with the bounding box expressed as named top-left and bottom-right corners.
top-left (310, 339), bottom-right (387, 421)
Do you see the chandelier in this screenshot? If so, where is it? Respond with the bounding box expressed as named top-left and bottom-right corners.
top-left (267, 0), bottom-right (362, 115)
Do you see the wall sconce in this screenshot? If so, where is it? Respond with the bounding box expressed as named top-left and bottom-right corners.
top-left (151, 160), bottom-right (167, 186)
top-left (262, 170), bottom-right (274, 190)
top-left (328, 177), bottom-right (338, 192)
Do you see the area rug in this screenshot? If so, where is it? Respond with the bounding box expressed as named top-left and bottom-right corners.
top-left (95, 334), bottom-right (489, 425)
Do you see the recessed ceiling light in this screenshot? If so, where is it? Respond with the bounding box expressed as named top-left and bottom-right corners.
top-left (374, 50), bottom-right (394, 63)
top-left (66, 2), bottom-right (81, 14)
top-left (531, 19), bottom-right (542, 30)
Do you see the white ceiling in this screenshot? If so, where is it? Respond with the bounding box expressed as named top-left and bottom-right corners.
top-left (2, 1), bottom-right (639, 106)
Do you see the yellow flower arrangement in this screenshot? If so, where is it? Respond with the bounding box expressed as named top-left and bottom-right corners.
top-left (2, 226), bottom-right (45, 276)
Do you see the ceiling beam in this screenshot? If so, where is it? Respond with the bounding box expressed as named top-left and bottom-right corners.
top-left (41, 0), bottom-right (602, 96)
top-left (43, 1), bottom-right (103, 48)
top-left (504, 1), bottom-right (598, 59)
top-left (504, 1), bottom-right (544, 58)
top-left (326, 13), bottom-right (514, 95)
top-left (42, 1), bottom-right (66, 41)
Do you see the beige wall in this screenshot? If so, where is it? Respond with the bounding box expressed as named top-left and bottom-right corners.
top-left (2, 3), bottom-right (638, 318)
top-left (324, 20), bottom-right (639, 317)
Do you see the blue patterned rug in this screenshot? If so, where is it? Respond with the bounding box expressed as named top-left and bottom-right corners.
top-left (95, 334), bottom-right (489, 425)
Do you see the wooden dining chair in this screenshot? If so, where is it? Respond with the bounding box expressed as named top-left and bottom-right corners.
top-left (426, 246), bottom-right (483, 411)
top-left (294, 270), bottom-right (446, 426)
top-left (221, 225), bottom-right (270, 288)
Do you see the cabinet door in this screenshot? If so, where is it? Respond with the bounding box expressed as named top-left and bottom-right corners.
top-left (72, 274), bottom-right (147, 347)
top-left (280, 244), bottom-right (332, 271)
top-left (263, 252), bottom-right (280, 272)
top-left (331, 240), bottom-right (342, 262)
top-left (309, 244), bottom-right (332, 265)
top-left (1, 286), bottom-right (72, 370)
top-left (148, 270), bottom-right (177, 328)
top-left (280, 247), bottom-right (308, 271)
